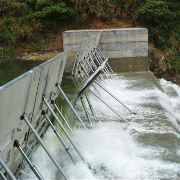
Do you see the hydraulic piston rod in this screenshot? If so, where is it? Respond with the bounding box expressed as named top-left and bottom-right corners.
top-left (0, 170), bottom-right (7, 180)
top-left (52, 101), bottom-right (73, 132)
top-left (80, 65), bottom-right (135, 114)
top-left (0, 157), bottom-right (17, 180)
top-left (84, 93), bottom-right (96, 121)
top-left (96, 48), bottom-right (113, 73)
top-left (80, 97), bottom-right (92, 125)
top-left (20, 114), bottom-right (67, 180)
top-left (43, 96), bottom-right (86, 163)
top-left (56, 84), bottom-right (87, 129)
top-left (56, 83), bottom-right (86, 129)
top-left (89, 89), bottom-right (129, 123)
top-left (42, 110), bottom-right (76, 164)
top-left (94, 81), bottom-right (136, 114)
top-left (14, 140), bottom-right (44, 180)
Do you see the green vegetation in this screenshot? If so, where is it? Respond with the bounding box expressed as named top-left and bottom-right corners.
top-left (0, 0), bottom-right (179, 80)
top-left (0, 0), bottom-right (77, 46)
top-left (137, 0), bottom-right (179, 50)
top-left (77, 0), bottom-right (180, 78)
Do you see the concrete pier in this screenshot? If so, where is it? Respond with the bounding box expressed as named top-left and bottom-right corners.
top-left (63, 28), bottom-right (148, 72)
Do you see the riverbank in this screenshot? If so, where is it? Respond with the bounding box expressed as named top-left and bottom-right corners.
top-left (0, 18), bottom-right (179, 86)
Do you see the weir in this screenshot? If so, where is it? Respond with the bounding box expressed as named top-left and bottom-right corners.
top-left (1, 28), bottom-right (179, 179)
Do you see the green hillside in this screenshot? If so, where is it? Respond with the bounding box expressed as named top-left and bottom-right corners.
top-left (0, 0), bottom-right (179, 80)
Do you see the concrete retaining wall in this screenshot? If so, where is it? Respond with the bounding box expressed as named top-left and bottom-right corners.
top-left (63, 28), bottom-right (149, 72)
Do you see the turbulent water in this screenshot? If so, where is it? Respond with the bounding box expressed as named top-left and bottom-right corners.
top-left (19, 72), bottom-right (180, 180)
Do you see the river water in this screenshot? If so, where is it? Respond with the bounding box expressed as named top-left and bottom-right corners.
top-left (19, 72), bottom-right (180, 180)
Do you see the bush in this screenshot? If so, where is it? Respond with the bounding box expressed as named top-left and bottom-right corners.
top-left (137, 1), bottom-right (176, 26)
top-left (136, 0), bottom-right (180, 50)
top-left (0, 0), bottom-right (77, 45)
top-left (168, 56), bottom-right (180, 74)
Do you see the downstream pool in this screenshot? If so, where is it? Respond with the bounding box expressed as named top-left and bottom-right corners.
top-left (19, 72), bottom-right (180, 180)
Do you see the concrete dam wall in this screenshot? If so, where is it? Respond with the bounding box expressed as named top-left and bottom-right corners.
top-left (63, 28), bottom-right (149, 72)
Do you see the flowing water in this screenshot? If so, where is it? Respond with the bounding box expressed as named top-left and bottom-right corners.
top-left (19, 72), bottom-right (180, 180)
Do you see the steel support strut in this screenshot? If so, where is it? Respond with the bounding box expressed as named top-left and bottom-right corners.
top-left (0, 157), bottom-right (17, 180)
top-left (13, 140), bottom-right (44, 180)
top-left (80, 97), bottom-right (92, 125)
top-left (86, 57), bottom-right (105, 80)
top-left (94, 81), bottom-right (136, 114)
top-left (96, 48), bottom-right (113, 73)
top-left (52, 101), bottom-right (73, 132)
top-left (20, 114), bottom-right (67, 180)
top-left (43, 96), bottom-right (86, 163)
top-left (0, 170), bottom-right (7, 180)
top-left (84, 93), bottom-right (96, 121)
top-left (89, 89), bottom-right (129, 123)
top-left (72, 76), bottom-right (98, 121)
top-left (92, 50), bottom-right (111, 74)
top-left (91, 52), bottom-right (110, 76)
top-left (56, 83), bottom-right (88, 128)
top-left (80, 65), bottom-right (135, 115)
top-left (42, 110), bottom-right (76, 164)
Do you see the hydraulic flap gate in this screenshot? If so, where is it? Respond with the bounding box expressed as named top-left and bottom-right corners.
top-left (72, 33), bottom-right (135, 125)
top-left (0, 31), bottom-right (136, 179)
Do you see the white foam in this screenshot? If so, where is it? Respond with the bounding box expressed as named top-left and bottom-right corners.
top-left (19, 75), bottom-right (180, 180)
